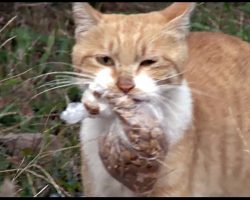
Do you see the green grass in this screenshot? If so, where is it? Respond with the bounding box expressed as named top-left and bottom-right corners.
top-left (0, 2), bottom-right (249, 197)
top-left (192, 2), bottom-right (250, 41)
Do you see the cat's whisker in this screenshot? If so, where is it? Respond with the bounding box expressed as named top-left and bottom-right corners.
top-left (157, 83), bottom-right (181, 90)
top-left (39, 61), bottom-right (74, 67)
top-left (153, 68), bottom-right (189, 82)
top-left (31, 71), bottom-right (95, 81)
top-left (162, 82), bottom-right (217, 99)
top-left (38, 61), bottom-right (94, 76)
top-left (36, 79), bottom-right (72, 89)
top-left (157, 82), bottom-right (216, 99)
top-left (54, 75), bottom-right (92, 85)
top-left (157, 168), bottom-right (176, 181)
top-left (173, 81), bottom-right (218, 99)
top-left (53, 75), bottom-right (91, 83)
top-left (52, 62), bottom-right (98, 75)
top-left (150, 94), bottom-right (180, 121)
top-left (155, 93), bottom-right (183, 112)
top-left (31, 83), bottom-right (88, 101)
top-left (155, 71), bottom-right (187, 84)
top-left (37, 80), bottom-right (81, 90)
top-left (52, 75), bottom-right (76, 80)
top-left (37, 61), bottom-right (95, 77)
top-left (64, 81), bottom-right (90, 88)
top-left (36, 74), bottom-right (91, 89)
top-left (155, 158), bottom-right (171, 170)
top-left (189, 87), bottom-right (218, 99)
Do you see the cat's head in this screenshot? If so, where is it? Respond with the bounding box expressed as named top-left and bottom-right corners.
top-left (72, 2), bottom-right (195, 99)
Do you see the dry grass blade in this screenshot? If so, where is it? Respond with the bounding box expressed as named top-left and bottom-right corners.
top-left (0, 68), bottom-right (33, 84)
top-left (9, 167), bottom-right (67, 197)
top-left (0, 36), bottom-right (16, 49)
top-left (0, 112), bottom-right (18, 118)
top-left (38, 144), bottom-right (80, 159)
top-left (26, 173), bottom-right (36, 196)
top-left (0, 117), bottom-right (32, 134)
top-left (0, 15), bottom-right (17, 34)
top-left (34, 184), bottom-right (49, 197)
top-left (32, 164), bottom-right (71, 197)
top-left (11, 132), bottom-right (57, 181)
top-left (0, 169), bottom-right (20, 173)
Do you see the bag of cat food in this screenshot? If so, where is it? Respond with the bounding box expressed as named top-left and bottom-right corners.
top-left (99, 93), bottom-right (168, 195)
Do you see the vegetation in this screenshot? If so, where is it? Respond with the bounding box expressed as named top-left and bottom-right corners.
top-left (0, 2), bottom-right (249, 197)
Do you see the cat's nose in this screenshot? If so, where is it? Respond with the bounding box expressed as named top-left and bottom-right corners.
top-left (116, 76), bottom-right (135, 93)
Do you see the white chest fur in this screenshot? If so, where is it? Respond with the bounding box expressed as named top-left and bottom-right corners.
top-left (79, 81), bottom-right (193, 197)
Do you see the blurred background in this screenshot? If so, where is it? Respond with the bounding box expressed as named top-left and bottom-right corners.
top-left (0, 2), bottom-right (250, 197)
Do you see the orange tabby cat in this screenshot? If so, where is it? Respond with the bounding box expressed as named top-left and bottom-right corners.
top-left (71, 2), bottom-right (250, 197)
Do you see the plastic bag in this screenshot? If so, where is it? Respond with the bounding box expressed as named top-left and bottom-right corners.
top-left (99, 93), bottom-right (168, 195)
top-left (60, 102), bottom-right (87, 124)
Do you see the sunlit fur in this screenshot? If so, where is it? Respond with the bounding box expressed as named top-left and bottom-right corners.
top-left (72, 2), bottom-right (250, 197)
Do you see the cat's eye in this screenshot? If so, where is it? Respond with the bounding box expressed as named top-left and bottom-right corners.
top-left (140, 59), bottom-right (157, 67)
top-left (96, 56), bottom-right (115, 67)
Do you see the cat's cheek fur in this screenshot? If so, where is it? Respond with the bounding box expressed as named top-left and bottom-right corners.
top-left (134, 73), bottom-right (158, 93)
top-left (89, 68), bottom-right (114, 92)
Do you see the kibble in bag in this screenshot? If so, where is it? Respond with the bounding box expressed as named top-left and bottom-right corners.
top-left (98, 94), bottom-right (168, 195)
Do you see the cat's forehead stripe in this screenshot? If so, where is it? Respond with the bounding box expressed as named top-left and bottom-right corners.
top-left (111, 23), bottom-right (147, 62)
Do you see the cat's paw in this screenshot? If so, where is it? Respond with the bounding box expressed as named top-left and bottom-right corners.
top-left (82, 88), bottom-right (113, 118)
top-left (83, 99), bottom-right (100, 115)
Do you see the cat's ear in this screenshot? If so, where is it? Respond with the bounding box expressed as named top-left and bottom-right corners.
top-left (161, 2), bottom-right (196, 37)
top-left (72, 3), bottom-right (102, 38)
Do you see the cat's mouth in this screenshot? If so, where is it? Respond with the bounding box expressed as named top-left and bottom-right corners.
top-left (89, 81), bottom-right (151, 103)
top-left (127, 93), bottom-right (150, 103)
